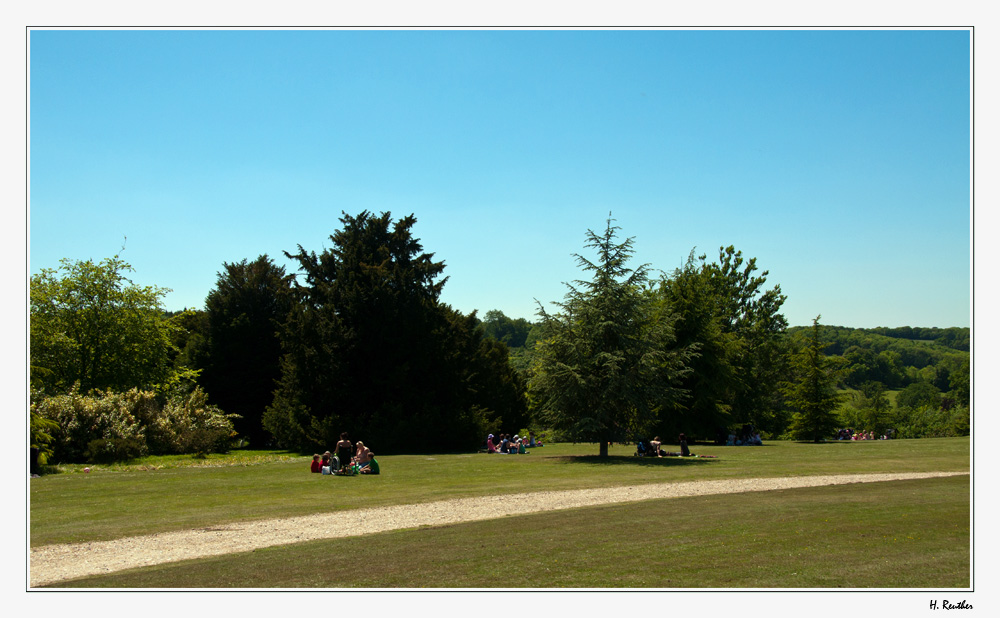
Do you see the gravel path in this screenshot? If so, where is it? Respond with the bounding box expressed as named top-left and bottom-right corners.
top-left (29, 471), bottom-right (966, 587)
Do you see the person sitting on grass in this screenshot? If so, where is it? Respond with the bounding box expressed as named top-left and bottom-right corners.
top-left (679, 433), bottom-right (692, 457)
top-left (311, 454), bottom-right (322, 473)
top-left (517, 437), bottom-right (527, 454)
top-left (487, 434), bottom-right (497, 453)
top-left (650, 436), bottom-right (663, 457)
top-left (360, 451), bottom-right (380, 474)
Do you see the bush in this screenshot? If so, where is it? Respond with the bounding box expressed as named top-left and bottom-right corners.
top-left (33, 385), bottom-right (148, 463)
top-left (894, 404), bottom-right (970, 439)
top-left (84, 436), bottom-right (148, 463)
top-left (160, 387), bottom-right (239, 456)
top-left (33, 385), bottom-right (239, 463)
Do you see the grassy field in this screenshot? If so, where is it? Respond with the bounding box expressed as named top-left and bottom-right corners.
top-left (48, 475), bottom-right (969, 588)
top-left (31, 438), bottom-right (969, 547)
top-left (30, 438), bottom-right (970, 588)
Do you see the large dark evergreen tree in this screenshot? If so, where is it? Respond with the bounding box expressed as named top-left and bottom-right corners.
top-left (201, 255), bottom-right (294, 447)
top-left (264, 211), bottom-right (525, 452)
top-left (529, 216), bottom-right (690, 457)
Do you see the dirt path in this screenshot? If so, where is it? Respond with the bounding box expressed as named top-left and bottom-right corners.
top-left (29, 471), bottom-right (967, 587)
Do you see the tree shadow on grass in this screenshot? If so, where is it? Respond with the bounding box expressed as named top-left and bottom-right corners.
top-left (554, 455), bottom-right (718, 467)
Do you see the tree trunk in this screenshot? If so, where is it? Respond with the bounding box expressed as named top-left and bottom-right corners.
top-left (599, 440), bottom-right (609, 457)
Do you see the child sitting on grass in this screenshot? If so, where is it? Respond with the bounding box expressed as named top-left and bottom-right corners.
top-left (360, 452), bottom-right (380, 474)
top-left (310, 454), bottom-right (322, 473)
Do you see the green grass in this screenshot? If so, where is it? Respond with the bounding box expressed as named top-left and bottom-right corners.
top-left (47, 475), bottom-right (970, 588)
top-left (31, 438), bottom-right (969, 548)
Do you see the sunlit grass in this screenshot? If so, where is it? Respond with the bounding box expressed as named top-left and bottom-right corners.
top-left (30, 438), bottom-right (969, 547)
top-left (48, 475), bottom-right (969, 589)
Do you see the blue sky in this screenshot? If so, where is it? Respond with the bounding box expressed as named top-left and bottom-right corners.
top-left (29, 29), bottom-right (971, 328)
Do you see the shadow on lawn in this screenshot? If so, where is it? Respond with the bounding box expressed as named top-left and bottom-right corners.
top-left (555, 455), bottom-right (718, 467)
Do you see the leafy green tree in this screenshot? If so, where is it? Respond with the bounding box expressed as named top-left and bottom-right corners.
top-left (896, 381), bottom-right (943, 412)
top-left (784, 316), bottom-right (843, 442)
top-left (30, 254), bottom-right (179, 393)
top-left (703, 246), bottom-right (789, 434)
top-left (841, 380), bottom-right (893, 436)
top-left (529, 216), bottom-right (690, 457)
top-left (201, 256), bottom-right (294, 447)
top-left (655, 250), bottom-right (739, 439)
top-left (481, 310), bottom-right (532, 348)
top-left (948, 358), bottom-right (970, 407)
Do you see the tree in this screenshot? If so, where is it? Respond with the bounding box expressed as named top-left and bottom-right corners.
top-left (529, 216), bottom-right (690, 457)
top-left (481, 310), bottom-right (532, 348)
top-left (842, 380), bottom-right (893, 436)
top-left (30, 254), bottom-right (179, 393)
top-left (896, 381), bottom-right (943, 412)
top-left (201, 256), bottom-right (295, 447)
top-left (264, 211), bottom-right (523, 452)
top-left (655, 250), bottom-right (739, 439)
top-left (784, 316), bottom-right (843, 442)
top-left (704, 246), bottom-right (789, 434)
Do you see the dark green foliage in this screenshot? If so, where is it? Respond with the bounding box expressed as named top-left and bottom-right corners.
top-left (793, 325), bottom-right (969, 392)
top-left (84, 437), bottom-right (149, 464)
top-left (784, 317), bottom-right (843, 442)
top-left (481, 310), bottom-right (533, 348)
top-left (868, 326), bottom-right (969, 352)
top-left (264, 211), bottom-right (526, 453)
top-left (165, 309), bottom-right (210, 379)
top-left (201, 256), bottom-right (294, 447)
top-left (654, 247), bottom-right (788, 439)
top-left (655, 251), bottom-right (738, 439)
top-left (841, 381), bottom-right (893, 436)
top-left (703, 246), bottom-right (789, 434)
top-left (896, 381), bottom-right (943, 411)
top-left (530, 216), bottom-right (691, 456)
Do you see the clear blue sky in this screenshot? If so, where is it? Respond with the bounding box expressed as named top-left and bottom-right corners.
top-left (29, 29), bottom-right (971, 328)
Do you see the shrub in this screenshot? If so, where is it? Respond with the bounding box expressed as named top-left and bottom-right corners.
top-left (894, 404), bottom-right (970, 439)
top-left (159, 387), bottom-right (239, 456)
top-left (33, 384), bottom-right (148, 463)
top-left (34, 385), bottom-right (239, 463)
top-left (84, 436), bottom-right (148, 463)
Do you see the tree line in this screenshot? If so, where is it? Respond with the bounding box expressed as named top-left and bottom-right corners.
top-left (30, 211), bottom-right (971, 464)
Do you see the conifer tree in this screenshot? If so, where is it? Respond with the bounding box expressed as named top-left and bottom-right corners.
top-left (530, 216), bottom-right (690, 456)
top-left (785, 316), bottom-right (843, 442)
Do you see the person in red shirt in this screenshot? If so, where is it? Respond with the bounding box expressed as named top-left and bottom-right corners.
top-left (310, 454), bottom-right (322, 473)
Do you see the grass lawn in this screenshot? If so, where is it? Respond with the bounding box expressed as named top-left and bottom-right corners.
top-left (45, 475), bottom-right (969, 588)
top-left (30, 438), bottom-right (969, 547)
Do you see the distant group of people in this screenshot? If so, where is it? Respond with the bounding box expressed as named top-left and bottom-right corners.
top-left (638, 434), bottom-right (694, 457)
top-left (310, 432), bottom-right (380, 475)
top-left (837, 428), bottom-right (891, 441)
top-left (484, 431), bottom-right (540, 454)
top-left (726, 431), bottom-right (763, 446)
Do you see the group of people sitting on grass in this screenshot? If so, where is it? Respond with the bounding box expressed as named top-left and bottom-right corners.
top-left (310, 432), bottom-right (380, 475)
top-left (726, 431), bottom-right (763, 446)
top-left (638, 434), bottom-right (694, 457)
top-left (484, 431), bottom-right (540, 454)
top-left (837, 428), bottom-right (891, 441)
